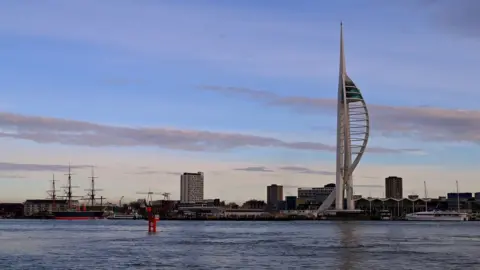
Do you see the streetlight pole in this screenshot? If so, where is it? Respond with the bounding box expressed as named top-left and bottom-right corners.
top-left (118, 196), bottom-right (124, 213)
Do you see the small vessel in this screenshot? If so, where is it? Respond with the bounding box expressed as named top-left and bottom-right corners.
top-left (53, 210), bottom-right (105, 220)
top-left (406, 180), bottom-right (468, 221)
top-left (107, 212), bottom-right (142, 220)
top-left (405, 210), bottom-right (468, 221)
top-left (379, 210), bottom-right (392, 220)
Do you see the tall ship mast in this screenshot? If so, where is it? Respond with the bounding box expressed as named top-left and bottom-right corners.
top-left (62, 164), bottom-right (81, 209)
top-left (51, 164), bottom-right (105, 220)
top-left (46, 174), bottom-right (60, 210)
top-left (84, 166), bottom-right (103, 207)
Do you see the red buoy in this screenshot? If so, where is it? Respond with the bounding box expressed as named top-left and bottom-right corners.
top-left (147, 207), bottom-right (156, 233)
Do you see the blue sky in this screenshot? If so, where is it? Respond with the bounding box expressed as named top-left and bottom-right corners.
top-left (0, 1), bottom-right (479, 202)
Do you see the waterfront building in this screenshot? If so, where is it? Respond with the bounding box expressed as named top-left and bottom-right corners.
top-left (267, 184), bottom-right (283, 210)
top-left (385, 176), bottom-right (403, 199)
top-left (318, 23), bottom-right (370, 213)
top-left (285, 196), bottom-right (297, 210)
top-left (180, 172), bottom-right (204, 203)
top-left (0, 203), bottom-right (24, 217)
top-left (298, 184), bottom-right (335, 204)
top-left (23, 199), bottom-right (78, 216)
top-left (241, 200), bottom-right (266, 209)
top-left (276, 200), bottom-right (287, 211)
top-left (475, 192), bottom-right (480, 200)
top-left (446, 192), bottom-right (473, 210)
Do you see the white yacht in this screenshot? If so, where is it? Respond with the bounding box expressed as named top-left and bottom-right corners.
top-left (106, 212), bottom-right (142, 220)
top-left (406, 180), bottom-right (468, 221)
top-left (405, 210), bottom-right (468, 221)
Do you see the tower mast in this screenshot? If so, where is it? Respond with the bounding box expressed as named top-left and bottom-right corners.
top-left (318, 22), bottom-right (370, 215)
top-left (335, 22), bottom-right (346, 210)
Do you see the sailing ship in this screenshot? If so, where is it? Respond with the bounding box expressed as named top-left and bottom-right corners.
top-left (405, 181), bottom-right (468, 221)
top-left (52, 165), bottom-right (105, 220)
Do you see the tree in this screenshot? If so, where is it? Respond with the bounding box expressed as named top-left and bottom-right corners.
top-left (226, 202), bottom-right (239, 209)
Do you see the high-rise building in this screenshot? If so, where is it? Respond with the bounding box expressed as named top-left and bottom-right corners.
top-left (385, 176), bottom-right (403, 199)
top-left (267, 184), bottom-right (283, 208)
top-left (318, 23), bottom-right (370, 213)
top-left (180, 172), bottom-right (204, 203)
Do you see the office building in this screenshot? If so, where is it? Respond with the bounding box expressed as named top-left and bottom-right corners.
top-left (385, 176), bottom-right (403, 199)
top-left (286, 196), bottom-right (297, 210)
top-left (267, 184), bottom-right (283, 208)
top-left (298, 183), bottom-right (335, 204)
top-left (180, 172), bottom-right (204, 203)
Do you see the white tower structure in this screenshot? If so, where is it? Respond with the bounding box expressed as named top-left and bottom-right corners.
top-left (317, 23), bottom-right (370, 214)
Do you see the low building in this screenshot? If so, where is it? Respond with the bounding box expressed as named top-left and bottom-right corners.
top-left (0, 203), bottom-right (24, 217)
top-left (286, 196), bottom-right (297, 210)
top-left (241, 200), bottom-right (266, 209)
top-left (298, 184), bottom-right (335, 204)
top-left (276, 200), bottom-right (286, 211)
top-left (23, 199), bottom-right (78, 216)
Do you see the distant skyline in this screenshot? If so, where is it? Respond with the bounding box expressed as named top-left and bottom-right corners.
top-left (0, 1), bottom-right (479, 203)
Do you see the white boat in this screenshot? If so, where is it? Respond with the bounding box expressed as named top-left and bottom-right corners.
top-left (406, 180), bottom-right (468, 221)
top-left (106, 212), bottom-right (142, 220)
top-left (379, 210), bottom-right (392, 220)
top-left (405, 210), bottom-right (468, 221)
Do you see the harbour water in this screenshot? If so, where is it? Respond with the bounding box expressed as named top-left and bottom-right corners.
top-left (0, 220), bottom-right (479, 269)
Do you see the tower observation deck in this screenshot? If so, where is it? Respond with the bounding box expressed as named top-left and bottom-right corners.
top-left (317, 23), bottom-right (370, 214)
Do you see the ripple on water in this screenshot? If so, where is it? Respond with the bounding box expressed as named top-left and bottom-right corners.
top-left (1, 220), bottom-right (480, 269)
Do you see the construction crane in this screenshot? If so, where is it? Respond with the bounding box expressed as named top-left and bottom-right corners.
top-left (136, 189), bottom-right (163, 206)
top-left (162, 192), bottom-right (171, 201)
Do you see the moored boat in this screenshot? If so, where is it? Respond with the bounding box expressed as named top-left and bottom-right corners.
top-left (106, 212), bottom-right (142, 220)
top-left (405, 210), bottom-right (468, 221)
top-left (52, 210), bottom-right (105, 220)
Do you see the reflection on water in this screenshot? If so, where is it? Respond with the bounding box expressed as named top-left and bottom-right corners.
top-left (0, 220), bottom-right (479, 269)
top-left (337, 222), bottom-right (359, 270)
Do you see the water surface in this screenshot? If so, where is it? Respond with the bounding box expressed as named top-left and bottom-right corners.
top-left (0, 220), bottom-right (479, 269)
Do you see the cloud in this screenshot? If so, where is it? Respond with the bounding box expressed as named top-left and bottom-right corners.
top-left (234, 165), bottom-right (335, 175)
top-left (278, 166), bottom-right (335, 176)
top-left (0, 111), bottom-right (414, 154)
top-left (419, 0), bottom-right (480, 38)
top-left (0, 162), bottom-right (90, 172)
top-left (199, 85), bottom-right (480, 144)
top-left (0, 174), bottom-right (26, 179)
top-left (164, 171), bottom-right (183, 176)
top-left (126, 166), bottom-right (183, 176)
top-left (234, 166), bottom-right (274, 173)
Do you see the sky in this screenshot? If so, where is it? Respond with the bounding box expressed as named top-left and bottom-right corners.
top-left (0, 0), bottom-right (479, 203)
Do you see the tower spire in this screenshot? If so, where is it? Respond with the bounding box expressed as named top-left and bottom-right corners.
top-left (317, 22), bottom-right (370, 214)
top-left (339, 22), bottom-right (346, 76)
